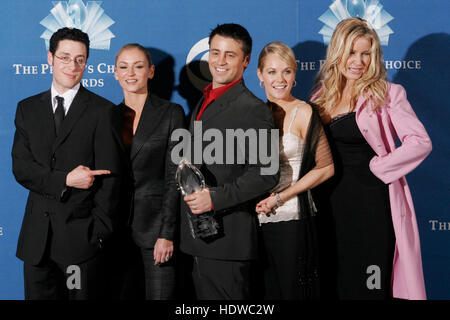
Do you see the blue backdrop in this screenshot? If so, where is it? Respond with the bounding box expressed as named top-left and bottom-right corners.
top-left (0, 0), bottom-right (448, 299)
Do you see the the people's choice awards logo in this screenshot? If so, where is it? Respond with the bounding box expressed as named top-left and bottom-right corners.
top-left (40, 0), bottom-right (115, 50)
top-left (318, 0), bottom-right (394, 46)
top-left (186, 37), bottom-right (212, 91)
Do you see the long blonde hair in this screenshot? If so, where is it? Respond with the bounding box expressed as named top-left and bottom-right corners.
top-left (312, 18), bottom-right (387, 120)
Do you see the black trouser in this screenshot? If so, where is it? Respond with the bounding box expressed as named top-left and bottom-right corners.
top-left (140, 247), bottom-right (176, 300)
top-left (260, 220), bottom-right (301, 300)
top-left (106, 231), bottom-right (145, 300)
top-left (107, 234), bottom-right (176, 300)
top-left (24, 252), bottom-right (107, 300)
top-left (192, 256), bottom-right (251, 300)
top-left (23, 223), bottom-right (108, 300)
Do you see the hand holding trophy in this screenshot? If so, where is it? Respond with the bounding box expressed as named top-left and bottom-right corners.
top-left (176, 159), bottom-right (220, 240)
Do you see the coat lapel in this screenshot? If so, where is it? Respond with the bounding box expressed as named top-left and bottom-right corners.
top-left (197, 80), bottom-right (245, 124)
top-left (38, 90), bottom-right (57, 145)
top-left (354, 94), bottom-right (368, 116)
top-left (188, 98), bottom-right (203, 136)
top-left (52, 86), bottom-right (89, 154)
top-left (355, 94), bottom-right (389, 156)
top-left (112, 104), bottom-right (127, 154)
top-left (130, 94), bottom-right (169, 161)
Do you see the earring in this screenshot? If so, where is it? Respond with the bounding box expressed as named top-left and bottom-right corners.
top-left (293, 80), bottom-right (297, 87)
top-left (259, 81), bottom-right (264, 88)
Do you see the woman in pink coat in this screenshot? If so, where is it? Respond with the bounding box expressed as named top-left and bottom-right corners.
top-left (311, 18), bottom-right (431, 300)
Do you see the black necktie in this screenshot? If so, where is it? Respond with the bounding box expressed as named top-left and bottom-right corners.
top-left (54, 96), bottom-right (65, 136)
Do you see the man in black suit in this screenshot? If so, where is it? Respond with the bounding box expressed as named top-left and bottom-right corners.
top-left (180, 23), bottom-right (279, 299)
top-left (11, 27), bottom-right (121, 299)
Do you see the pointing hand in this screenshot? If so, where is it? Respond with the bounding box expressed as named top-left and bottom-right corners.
top-left (66, 165), bottom-right (110, 189)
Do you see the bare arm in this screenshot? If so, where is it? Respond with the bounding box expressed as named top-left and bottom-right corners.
top-left (279, 101), bottom-right (334, 203)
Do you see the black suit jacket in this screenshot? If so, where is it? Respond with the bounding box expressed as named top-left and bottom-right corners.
top-left (12, 86), bottom-right (122, 265)
top-left (180, 81), bottom-right (279, 260)
top-left (115, 94), bottom-right (186, 248)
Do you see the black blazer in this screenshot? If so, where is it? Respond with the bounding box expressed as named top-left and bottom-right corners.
top-left (180, 81), bottom-right (279, 260)
top-left (12, 86), bottom-right (122, 266)
top-left (115, 93), bottom-right (186, 248)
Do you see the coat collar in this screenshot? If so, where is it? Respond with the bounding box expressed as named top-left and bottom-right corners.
top-left (354, 93), bottom-right (376, 120)
top-left (189, 98), bottom-right (203, 132)
top-left (190, 80), bottom-right (245, 129)
top-left (130, 93), bottom-right (170, 161)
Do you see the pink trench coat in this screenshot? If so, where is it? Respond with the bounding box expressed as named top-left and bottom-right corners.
top-left (354, 82), bottom-right (431, 300)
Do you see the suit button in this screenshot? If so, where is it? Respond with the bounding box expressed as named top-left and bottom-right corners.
top-left (97, 236), bottom-right (103, 249)
top-left (44, 212), bottom-right (49, 217)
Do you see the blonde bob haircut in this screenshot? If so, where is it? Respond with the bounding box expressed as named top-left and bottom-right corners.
top-left (257, 41), bottom-right (297, 73)
top-left (312, 18), bottom-right (387, 119)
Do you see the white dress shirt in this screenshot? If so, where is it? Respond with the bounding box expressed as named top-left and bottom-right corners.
top-left (51, 83), bottom-right (80, 115)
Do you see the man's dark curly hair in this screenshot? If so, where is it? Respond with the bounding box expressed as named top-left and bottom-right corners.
top-left (49, 27), bottom-right (90, 59)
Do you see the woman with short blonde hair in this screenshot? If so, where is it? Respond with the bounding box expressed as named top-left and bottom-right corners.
top-left (256, 41), bottom-right (334, 299)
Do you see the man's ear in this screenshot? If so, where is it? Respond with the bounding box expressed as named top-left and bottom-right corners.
top-left (243, 54), bottom-right (250, 68)
top-left (47, 51), bottom-right (53, 66)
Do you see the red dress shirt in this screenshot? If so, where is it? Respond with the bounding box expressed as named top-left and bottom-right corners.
top-left (196, 77), bottom-right (242, 121)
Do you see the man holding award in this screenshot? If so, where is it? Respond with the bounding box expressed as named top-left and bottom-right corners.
top-left (179, 23), bottom-right (279, 300)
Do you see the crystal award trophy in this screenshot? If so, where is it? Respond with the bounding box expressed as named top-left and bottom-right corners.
top-left (176, 159), bottom-right (219, 239)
